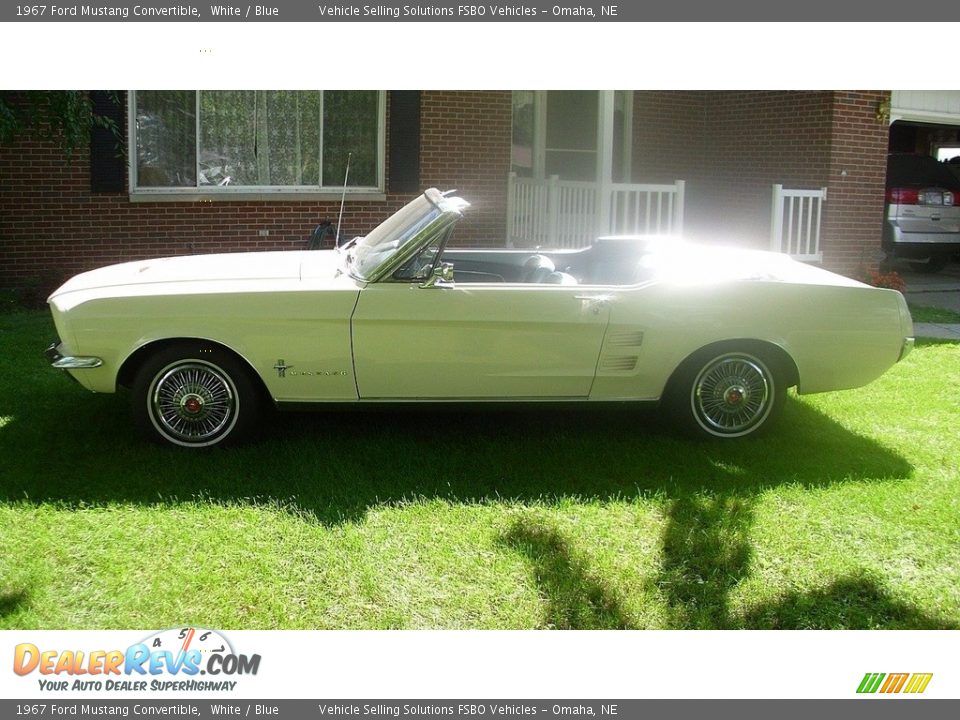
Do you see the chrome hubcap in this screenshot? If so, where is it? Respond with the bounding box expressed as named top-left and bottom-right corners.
top-left (151, 362), bottom-right (235, 444)
top-left (693, 355), bottom-right (771, 435)
top-left (182, 394), bottom-right (204, 415)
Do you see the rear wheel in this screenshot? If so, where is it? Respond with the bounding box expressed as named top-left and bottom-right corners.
top-left (132, 344), bottom-right (261, 448)
top-left (667, 348), bottom-right (786, 439)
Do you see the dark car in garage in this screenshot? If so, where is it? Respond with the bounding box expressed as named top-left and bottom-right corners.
top-left (884, 153), bottom-right (960, 273)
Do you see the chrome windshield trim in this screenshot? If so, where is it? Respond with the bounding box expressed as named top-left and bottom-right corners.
top-left (365, 211), bottom-right (463, 284)
top-left (348, 189), bottom-right (469, 283)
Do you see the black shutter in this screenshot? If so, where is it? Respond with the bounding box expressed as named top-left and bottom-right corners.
top-left (89, 91), bottom-right (124, 193)
top-left (388, 91), bottom-right (421, 194)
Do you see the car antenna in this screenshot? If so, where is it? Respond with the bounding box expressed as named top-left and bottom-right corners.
top-left (335, 152), bottom-right (352, 249)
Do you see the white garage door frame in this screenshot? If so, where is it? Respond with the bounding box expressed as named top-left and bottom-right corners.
top-left (890, 90), bottom-right (960, 125)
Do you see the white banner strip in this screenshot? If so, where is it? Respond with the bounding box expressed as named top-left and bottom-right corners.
top-left (1, 630), bottom-right (955, 700)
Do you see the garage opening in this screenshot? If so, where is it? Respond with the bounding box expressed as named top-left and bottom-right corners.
top-left (884, 119), bottom-right (960, 273)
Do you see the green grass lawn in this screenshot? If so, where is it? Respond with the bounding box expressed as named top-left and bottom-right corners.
top-left (1, 310), bottom-right (958, 629)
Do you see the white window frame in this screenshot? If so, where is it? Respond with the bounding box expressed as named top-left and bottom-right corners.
top-left (128, 90), bottom-right (387, 201)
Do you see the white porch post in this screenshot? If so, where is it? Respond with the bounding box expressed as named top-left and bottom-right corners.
top-left (674, 180), bottom-right (685, 236)
top-left (506, 172), bottom-right (516, 248)
top-left (596, 91), bottom-right (616, 237)
top-left (770, 184), bottom-right (784, 252)
top-left (533, 91), bottom-right (547, 180)
top-left (546, 174), bottom-right (560, 244)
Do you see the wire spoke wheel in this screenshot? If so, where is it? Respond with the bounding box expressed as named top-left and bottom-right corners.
top-left (148, 360), bottom-right (238, 446)
top-left (690, 353), bottom-right (774, 437)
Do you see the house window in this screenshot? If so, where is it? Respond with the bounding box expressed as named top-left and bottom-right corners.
top-left (131, 91), bottom-right (385, 195)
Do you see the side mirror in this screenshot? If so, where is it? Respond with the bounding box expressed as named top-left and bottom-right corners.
top-left (420, 262), bottom-right (455, 289)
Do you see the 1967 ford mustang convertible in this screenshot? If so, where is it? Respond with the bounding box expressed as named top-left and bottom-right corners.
top-left (45, 188), bottom-right (915, 447)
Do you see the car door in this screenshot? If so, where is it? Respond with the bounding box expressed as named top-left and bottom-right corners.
top-left (351, 281), bottom-right (612, 399)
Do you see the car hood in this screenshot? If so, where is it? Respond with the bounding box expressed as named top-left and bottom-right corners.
top-left (50, 250), bottom-right (343, 299)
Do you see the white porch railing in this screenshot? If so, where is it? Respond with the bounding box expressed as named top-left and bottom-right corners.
top-left (770, 184), bottom-right (826, 262)
top-left (507, 173), bottom-right (685, 249)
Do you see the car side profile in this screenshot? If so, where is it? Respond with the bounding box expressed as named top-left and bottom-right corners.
top-left (46, 189), bottom-right (914, 447)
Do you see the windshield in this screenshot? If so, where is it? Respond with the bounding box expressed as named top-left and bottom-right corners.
top-left (348, 189), bottom-right (447, 282)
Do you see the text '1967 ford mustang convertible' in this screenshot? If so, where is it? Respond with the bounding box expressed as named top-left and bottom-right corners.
top-left (45, 188), bottom-right (915, 447)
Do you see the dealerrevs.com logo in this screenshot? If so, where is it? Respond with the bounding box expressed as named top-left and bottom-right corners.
top-left (13, 627), bottom-right (261, 692)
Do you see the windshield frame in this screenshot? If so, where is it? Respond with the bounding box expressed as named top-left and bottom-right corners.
top-left (346, 188), bottom-right (469, 283)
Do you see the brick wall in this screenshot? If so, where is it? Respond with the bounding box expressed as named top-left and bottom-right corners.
top-left (632, 91), bottom-right (709, 185)
top-left (631, 90), bottom-right (889, 276)
top-left (821, 91), bottom-right (891, 275)
top-left (0, 90), bottom-right (513, 295)
top-left (420, 91), bottom-right (513, 246)
top-left (699, 91), bottom-right (835, 248)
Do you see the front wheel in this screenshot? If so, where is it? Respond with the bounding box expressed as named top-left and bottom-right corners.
top-left (132, 344), bottom-right (261, 448)
top-left (667, 349), bottom-right (786, 439)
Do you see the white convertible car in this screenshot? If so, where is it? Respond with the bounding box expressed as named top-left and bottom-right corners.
top-left (46, 188), bottom-right (914, 447)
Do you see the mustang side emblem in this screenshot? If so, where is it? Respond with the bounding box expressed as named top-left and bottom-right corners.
top-left (274, 360), bottom-right (346, 378)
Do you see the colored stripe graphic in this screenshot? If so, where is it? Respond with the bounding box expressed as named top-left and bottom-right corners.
top-left (857, 672), bottom-right (932, 694)
top-left (857, 673), bottom-right (885, 693)
top-left (903, 674), bottom-right (933, 694)
top-left (880, 673), bottom-right (909, 693)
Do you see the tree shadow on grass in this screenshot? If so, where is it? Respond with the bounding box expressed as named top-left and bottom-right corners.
top-left (656, 492), bottom-right (957, 629)
top-left (499, 510), bottom-right (957, 629)
top-left (742, 575), bottom-right (958, 629)
top-left (498, 523), bottom-right (632, 630)
top-left (0, 590), bottom-right (30, 620)
top-left (658, 493), bottom-right (754, 629)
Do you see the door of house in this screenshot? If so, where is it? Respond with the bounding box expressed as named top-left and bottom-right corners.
top-left (511, 91), bottom-right (633, 184)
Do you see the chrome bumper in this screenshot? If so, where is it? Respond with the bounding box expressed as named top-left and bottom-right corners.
top-left (44, 341), bottom-right (102, 369)
top-left (898, 337), bottom-right (915, 362)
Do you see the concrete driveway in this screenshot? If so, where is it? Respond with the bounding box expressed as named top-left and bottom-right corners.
top-left (898, 259), bottom-right (960, 312)
top-left (893, 258), bottom-right (960, 338)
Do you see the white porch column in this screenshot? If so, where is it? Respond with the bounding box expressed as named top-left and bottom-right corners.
top-left (596, 91), bottom-right (616, 237)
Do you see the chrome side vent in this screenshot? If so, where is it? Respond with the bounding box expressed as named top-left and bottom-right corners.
top-left (600, 356), bottom-right (638, 372)
top-left (606, 330), bottom-right (644, 348)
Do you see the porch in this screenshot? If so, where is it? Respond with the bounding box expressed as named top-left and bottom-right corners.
top-left (501, 90), bottom-right (890, 275)
top-left (506, 174), bottom-right (685, 248)
top-left (506, 90), bottom-right (829, 262)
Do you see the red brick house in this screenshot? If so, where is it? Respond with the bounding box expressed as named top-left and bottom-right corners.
top-left (2, 90), bottom-right (957, 296)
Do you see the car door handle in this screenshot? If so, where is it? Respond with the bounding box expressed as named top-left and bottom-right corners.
top-left (575, 295), bottom-right (612, 314)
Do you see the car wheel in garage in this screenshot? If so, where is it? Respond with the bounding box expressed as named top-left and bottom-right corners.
top-left (908, 255), bottom-right (950, 274)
